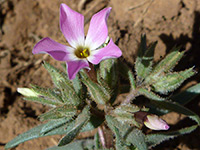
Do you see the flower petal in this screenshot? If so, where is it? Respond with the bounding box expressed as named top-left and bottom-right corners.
top-left (60, 3), bottom-right (85, 48)
top-left (88, 39), bottom-right (122, 64)
top-left (33, 37), bottom-right (74, 61)
top-left (85, 7), bottom-right (111, 50)
top-left (67, 60), bottom-right (90, 80)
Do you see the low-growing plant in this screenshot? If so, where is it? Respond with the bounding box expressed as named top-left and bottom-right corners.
top-left (5, 3), bottom-right (200, 150)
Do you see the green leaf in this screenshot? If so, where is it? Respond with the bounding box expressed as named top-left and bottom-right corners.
top-left (152, 68), bottom-right (196, 94)
top-left (72, 73), bottom-right (82, 97)
top-left (128, 70), bottom-right (136, 90)
top-left (125, 128), bottom-right (148, 150)
top-left (58, 81), bottom-right (81, 106)
top-left (5, 118), bottom-right (71, 149)
top-left (113, 104), bottom-right (141, 127)
top-left (80, 71), bottom-right (110, 105)
top-left (106, 115), bottom-right (131, 138)
top-left (99, 59), bottom-right (119, 88)
top-left (117, 60), bottom-right (132, 79)
top-left (58, 106), bottom-right (90, 146)
top-left (43, 63), bottom-right (81, 105)
top-left (113, 126), bottom-right (130, 150)
top-left (137, 34), bottom-right (147, 58)
top-left (47, 139), bottom-right (95, 150)
top-left (146, 125), bottom-right (198, 148)
top-left (106, 115), bottom-right (130, 150)
top-left (40, 118), bottom-right (71, 135)
top-left (39, 105), bottom-right (77, 121)
top-left (5, 107), bottom-right (89, 149)
top-left (31, 85), bottom-right (63, 103)
top-left (138, 88), bottom-right (165, 101)
top-left (151, 100), bottom-right (200, 125)
top-left (135, 34), bottom-right (156, 80)
top-left (171, 83), bottom-right (200, 105)
top-left (24, 96), bottom-right (61, 106)
top-left (150, 47), bottom-right (184, 76)
top-left (43, 62), bottom-right (72, 88)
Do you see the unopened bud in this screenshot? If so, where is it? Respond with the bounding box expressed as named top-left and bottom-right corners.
top-left (144, 115), bottom-right (169, 130)
top-left (17, 88), bottom-right (39, 97)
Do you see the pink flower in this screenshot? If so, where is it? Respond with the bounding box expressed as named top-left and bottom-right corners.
top-left (144, 115), bottom-right (170, 130)
top-left (33, 3), bottom-right (122, 80)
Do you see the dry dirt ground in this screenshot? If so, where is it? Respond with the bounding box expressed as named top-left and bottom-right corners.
top-left (0, 0), bottom-right (200, 150)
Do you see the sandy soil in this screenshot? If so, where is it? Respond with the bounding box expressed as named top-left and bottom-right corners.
top-left (0, 0), bottom-right (200, 149)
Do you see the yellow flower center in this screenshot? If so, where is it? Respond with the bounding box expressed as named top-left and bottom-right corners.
top-left (75, 47), bottom-right (90, 59)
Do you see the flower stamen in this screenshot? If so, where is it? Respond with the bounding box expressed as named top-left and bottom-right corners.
top-left (75, 47), bottom-right (90, 59)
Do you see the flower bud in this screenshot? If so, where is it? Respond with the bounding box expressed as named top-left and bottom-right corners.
top-left (144, 114), bottom-right (169, 130)
top-left (17, 88), bottom-right (39, 97)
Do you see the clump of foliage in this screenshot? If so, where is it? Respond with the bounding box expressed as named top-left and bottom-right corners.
top-left (5, 35), bottom-right (200, 150)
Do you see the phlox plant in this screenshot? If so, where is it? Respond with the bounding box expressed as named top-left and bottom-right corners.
top-left (5, 3), bottom-right (200, 150)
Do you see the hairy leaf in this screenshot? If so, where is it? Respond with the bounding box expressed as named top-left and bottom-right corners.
top-left (47, 139), bottom-right (95, 150)
top-left (138, 88), bottom-right (165, 101)
top-left (80, 71), bottom-right (110, 105)
top-left (43, 62), bottom-right (72, 88)
top-left (171, 83), bottom-right (200, 105)
top-left (99, 59), bottom-right (119, 88)
top-left (150, 47), bottom-right (184, 76)
top-left (135, 34), bottom-right (156, 80)
top-left (72, 73), bottom-right (82, 97)
top-left (152, 68), bottom-right (196, 94)
top-left (31, 85), bottom-right (63, 103)
top-left (151, 100), bottom-right (200, 125)
top-left (146, 125), bottom-right (198, 148)
top-left (39, 105), bottom-right (77, 121)
top-left (24, 96), bottom-right (61, 106)
top-left (125, 128), bottom-right (148, 150)
top-left (58, 81), bottom-right (81, 106)
top-left (58, 106), bottom-right (90, 146)
top-left (128, 70), bottom-right (136, 90)
top-left (5, 118), bottom-right (71, 149)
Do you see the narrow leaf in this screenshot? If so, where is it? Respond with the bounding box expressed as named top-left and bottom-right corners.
top-left (146, 125), bottom-right (198, 148)
top-left (151, 100), bottom-right (200, 125)
top-left (137, 34), bottom-right (147, 58)
top-left (152, 68), bottom-right (196, 94)
top-left (138, 88), bottom-right (165, 101)
top-left (106, 115), bottom-right (130, 150)
top-left (171, 83), bottom-right (200, 105)
top-left (135, 38), bottom-right (156, 80)
top-left (58, 81), bottom-right (81, 106)
top-left (39, 105), bottom-right (77, 121)
top-left (150, 48), bottom-right (184, 76)
top-left (117, 60), bottom-right (132, 79)
top-left (106, 115), bottom-right (131, 139)
top-left (99, 59), bottom-right (119, 88)
top-left (24, 96), bottom-right (61, 106)
top-left (113, 104), bottom-right (141, 126)
top-left (5, 118), bottom-right (70, 149)
top-left (31, 85), bottom-right (63, 103)
top-left (72, 74), bottom-right (82, 96)
top-left (43, 62), bottom-right (72, 88)
top-left (58, 106), bottom-right (90, 146)
top-left (125, 128), bottom-right (148, 150)
top-left (40, 118), bottom-right (71, 135)
top-left (47, 139), bottom-right (95, 150)
top-left (80, 71), bottom-right (110, 105)
top-left (128, 70), bottom-right (136, 90)
top-left (113, 126), bottom-right (130, 150)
